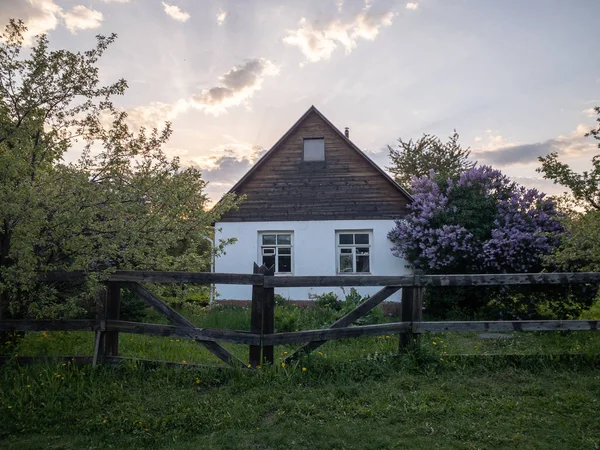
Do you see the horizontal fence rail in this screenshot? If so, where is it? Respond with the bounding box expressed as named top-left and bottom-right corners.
top-left (42, 270), bottom-right (264, 285)
top-left (2, 319), bottom-right (599, 344)
top-left (265, 272), bottom-right (600, 288)
top-left (3, 269), bottom-right (599, 369)
top-left (42, 271), bottom-right (600, 287)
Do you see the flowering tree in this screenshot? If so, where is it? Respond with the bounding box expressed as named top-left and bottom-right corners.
top-left (387, 166), bottom-right (591, 319)
top-left (0, 21), bottom-right (240, 320)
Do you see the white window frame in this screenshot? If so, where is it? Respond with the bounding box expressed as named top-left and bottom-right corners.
top-left (335, 230), bottom-right (372, 274)
top-left (258, 231), bottom-right (294, 274)
top-left (303, 137), bottom-right (325, 161)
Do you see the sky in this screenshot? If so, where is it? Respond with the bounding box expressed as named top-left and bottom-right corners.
top-left (2, 0), bottom-right (599, 203)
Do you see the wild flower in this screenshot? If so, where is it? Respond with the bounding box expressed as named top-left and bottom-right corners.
top-left (302, 367), bottom-right (307, 372)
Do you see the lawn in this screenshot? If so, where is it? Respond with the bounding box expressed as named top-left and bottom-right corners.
top-left (1, 303), bottom-right (600, 449)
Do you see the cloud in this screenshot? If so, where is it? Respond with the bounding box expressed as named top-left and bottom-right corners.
top-left (406, 3), bottom-right (419, 10)
top-left (475, 124), bottom-right (596, 166)
top-left (189, 58), bottom-right (279, 116)
top-left (62, 5), bottom-right (103, 33)
top-left (188, 145), bottom-right (267, 203)
top-left (101, 0), bottom-right (131, 2)
top-left (100, 100), bottom-right (189, 131)
top-left (161, 2), bottom-right (190, 22)
top-left (216, 10), bottom-right (228, 25)
top-left (583, 107), bottom-right (598, 118)
top-left (283, 0), bottom-right (396, 64)
top-left (1, 1), bottom-right (106, 44)
top-left (101, 58), bottom-right (279, 124)
top-left (0, 0), bottom-right (61, 45)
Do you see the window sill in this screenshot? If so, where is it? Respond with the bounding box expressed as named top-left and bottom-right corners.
top-left (336, 272), bottom-right (371, 276)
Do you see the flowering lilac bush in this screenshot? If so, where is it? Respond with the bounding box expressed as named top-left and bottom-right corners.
top-left (387, 166), bottom-right (588, 318)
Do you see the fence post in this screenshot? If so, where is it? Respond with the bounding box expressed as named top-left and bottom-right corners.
top-left (103, 281), bottom-right (121, 357)
top-left (399, 286), bottom-right (414, 352)
top-left (249, 263), bottom-right (265, 367)
top-left (262, 264), bottom-right (275, 365)
top-left (412, 285), bottom-right (423, 346)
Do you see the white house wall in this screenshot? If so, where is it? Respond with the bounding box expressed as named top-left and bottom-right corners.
top-left (214, 220), bottom-right (410, 302)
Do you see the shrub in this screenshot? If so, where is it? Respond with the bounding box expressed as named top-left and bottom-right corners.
top-left (387, 166), bottom-right (584, 319)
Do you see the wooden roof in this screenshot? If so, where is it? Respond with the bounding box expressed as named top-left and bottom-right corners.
top-left (217, 105), bottom-right (412, 222)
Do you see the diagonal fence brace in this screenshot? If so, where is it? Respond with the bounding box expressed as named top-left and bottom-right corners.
top-left (284, 285), bottom-right (400, 361)
top-left (122, 282), bottom-right (246, 368)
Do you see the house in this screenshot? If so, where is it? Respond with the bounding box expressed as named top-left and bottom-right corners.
top-left (214, 106), bottom-right (412, 304)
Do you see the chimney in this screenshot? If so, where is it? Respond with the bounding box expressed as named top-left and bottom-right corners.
top-left (344, 127), bottom-right (350, 139)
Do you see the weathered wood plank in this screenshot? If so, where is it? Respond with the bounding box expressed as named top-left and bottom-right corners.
top-left (0, 355), bottom-right (232, 370)
top-left (285, 286), bottom-right (400, 361)
top-left (0, 320), bottom-right (99, 332)
top-left (122, 282), bottom-right (246, 367)
top-left (107, 320), bottom-right (261, 345)
top-left (249, 263), bottom-right (265, 367)
top-left (399, 287), bottom-right (414, 351)
top-left (103, 282), bottom-right (120, 357)
top-left (264, 275), bottom-right (415, 288)
top-left (415, 320), bottom-right (600, 333)
top-left (262, 265), bottom-right (275, 364)
top-left (418, 272), bottom-right (600, 287)
top-left (263, 322), bottom-right (412, 345)
top-left (43, 271), bottom-right (263, 285)
top-left (265, 273), bottom-right (600, 288)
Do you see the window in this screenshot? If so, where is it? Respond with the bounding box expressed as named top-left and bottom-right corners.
top-left (259, 232), bottom-right (293, 273)
top-left (336, 231), bottom-right (371, 273)
top-left (303, 138), bottom-right (324, 161)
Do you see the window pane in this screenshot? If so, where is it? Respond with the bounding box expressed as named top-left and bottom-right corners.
top-left (340, 248), bottom-right (352, 254)
top-left (262, 248), bottom-right (275, 256)
top-left (279, 247), bottom-right (291, 255)
top-left (263, 254), bottom-right (275, 269)
top-left (277, 234), bottom-right (291, 245)
top-left (303, 138), bottom-right (324, 161)
top-left (356, 247), bottom-right (369, 256)
top-left (278, 255), bottom-right (292, 273)
top-left (355, 234), bottom-right (369, 244)
top-left (356, 255), bottom-right (370, 272)
top-left (339, 255), bottom-right (353, 272)
top-left (339, 234), bottom-right (353, 245)
top-left (262, 234), bottom-right (276, 245)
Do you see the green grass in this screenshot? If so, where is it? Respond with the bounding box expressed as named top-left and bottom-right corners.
top-left (2, 304), bottom-right (600, 449)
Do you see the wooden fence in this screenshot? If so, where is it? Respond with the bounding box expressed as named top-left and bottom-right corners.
top-left (1, 267), bottom-right (599, 368)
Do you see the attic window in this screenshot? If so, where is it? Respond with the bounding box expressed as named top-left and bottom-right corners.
top-left (303, 138), bottom-right (325, 161)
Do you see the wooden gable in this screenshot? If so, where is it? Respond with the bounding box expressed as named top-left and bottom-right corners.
top-left (218, 106), bottom-right (411, 222)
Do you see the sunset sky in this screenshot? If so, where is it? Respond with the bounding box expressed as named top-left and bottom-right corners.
top-left (3, 0), bottom-right (599, 203)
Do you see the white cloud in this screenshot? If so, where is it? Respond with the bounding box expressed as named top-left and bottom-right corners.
top-left (62, 6), bottom-right (103, 33)
top-left (189, 58), bottom-right (279, 116)
top-left (583, 107), bottom-right (598, 118)
top-left (406, 3), bottom-right (419, 10)
top-left (101, 0), bottom-right (131, 2)
top-left (161, 2), bottom-right (190, 22)
top-left (0, 0), bottom-right (61, 45)
top-left (216, 10), bottom-right (228, 25)
top-left (0, 1), bottom-right (106, 43)
top-left (283, 1), bottom-right (396, 64)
